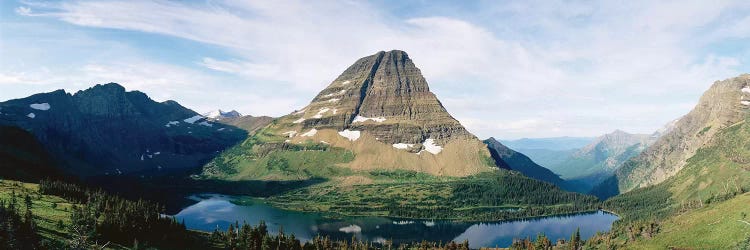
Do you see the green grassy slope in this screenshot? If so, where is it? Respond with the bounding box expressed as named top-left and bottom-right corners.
top-left (201, 128), bottom-right (601, 221)
top-left (624, 193), bottom-right (750, 249)
top-left (596, 119), bottom-right (750, 248)
top-left (201, 127), bottom-right (355, 181)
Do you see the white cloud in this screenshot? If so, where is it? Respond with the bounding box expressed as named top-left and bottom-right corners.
top-left (7, 0), bottom-right (750, 138)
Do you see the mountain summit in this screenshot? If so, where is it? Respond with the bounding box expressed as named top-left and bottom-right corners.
top-left (0, 83), bottom-right (246, 176)
top-left (594, 74), bottom-right (750, 198)
top-left (205, 50), bottom-right (494, 178)
top-left (203, 109), bottom-right (242, 120)
top-left (289, 50), bottom-right (475, 145)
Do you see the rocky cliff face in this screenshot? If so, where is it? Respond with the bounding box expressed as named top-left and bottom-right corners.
top-left (240, 50), bottom-right (493, 177)
top-left (611, 74), bottom-right (750, 193)
top-left (288, 50), bottom-right (475, 145)
top-left (0, 83), bottom-right (246, 177)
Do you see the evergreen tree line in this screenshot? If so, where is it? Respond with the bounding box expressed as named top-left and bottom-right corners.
top-left (508, 228), bottom-right (585, 250)
top-left (39, 180), bottom-right (202, 249)
top-left (209, 220), bottom-right (472, 250)
top-left (0, 191), bottom-right (41, 250)
top-left (384, 173), bottom-right (599, 220)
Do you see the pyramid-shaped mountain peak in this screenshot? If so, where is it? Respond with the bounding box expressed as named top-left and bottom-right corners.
top-left (253, 50), bottom-right (491, 177)
top-left (288, 50), bottom-right (474, 145)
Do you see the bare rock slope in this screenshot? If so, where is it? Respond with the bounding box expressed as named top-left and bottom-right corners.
top-left (606, 74), bottom-right (750, 195)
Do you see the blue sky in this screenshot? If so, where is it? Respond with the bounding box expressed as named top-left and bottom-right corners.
top-left (2, 0), bottom-right (750, 139)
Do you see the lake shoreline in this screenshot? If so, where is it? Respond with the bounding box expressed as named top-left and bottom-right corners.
top-left (172, 193), bottom-right (620, 248)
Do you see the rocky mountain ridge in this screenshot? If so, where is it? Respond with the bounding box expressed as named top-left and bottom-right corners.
top-left (234, 50), bottom-right (494, 177)
top-left (598, 74), bottom-right (750, 196)
top-left (0, 83), bottom-right (246, 177)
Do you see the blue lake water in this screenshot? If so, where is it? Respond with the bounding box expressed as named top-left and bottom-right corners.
top-left (172, 194), bottom-right (618, 248)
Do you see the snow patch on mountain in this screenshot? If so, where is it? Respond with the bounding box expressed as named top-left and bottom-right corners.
top-left (352, 115), bottom-right (386, 123)
top-left (422, 139), bottom-right (443, 154)
top-left (27, 113), bottom-right (35, 119)
top-left (29, 103), bottom-right (50, 110)
top-left (312, 108), bottom-right (330, 118)
top-left (338, 130), bottom-right (360, 141)
top-left (282, 131), bottom-right (297, 137)
top-left (165, 121), bottom-right (180, 127)
top-left (301, 129), bottom-right (318, 137)
top-left (293, 118), bottom-right (305, 124)
top-left (184, 115), bottom-right (203, 124)
top-left (392, 143), bottom-right (414, 149)
top-left (203, 109), bottom-right (241, 119)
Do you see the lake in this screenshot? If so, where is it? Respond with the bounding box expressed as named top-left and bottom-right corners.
top-left (172, 194), bottom-right (619, 248)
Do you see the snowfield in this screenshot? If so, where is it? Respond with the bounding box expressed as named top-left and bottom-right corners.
top-left (338, 129), bottom-right (361, 141)
top-left (29, 103), bottom-right (50, 110)
top-left (422, 139), bottom-right (443, 154)
top-left (352, 115), bottom-right (386, 123)
top-left (183, 115), bottom-right (203, 124)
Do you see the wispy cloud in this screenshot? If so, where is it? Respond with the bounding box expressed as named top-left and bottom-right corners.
top-left (5, 0), bottom-right (750, 138)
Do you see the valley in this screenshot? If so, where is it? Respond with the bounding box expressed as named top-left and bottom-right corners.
top-left (1, 49), bottom-right (749, 249)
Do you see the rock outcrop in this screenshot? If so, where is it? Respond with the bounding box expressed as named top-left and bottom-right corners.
top-left (253, 50), bottom-right (493, 177)
top-left (606, 74), bottom-right (750, 194)
top-left (287, 50), bottom-right (475, 145)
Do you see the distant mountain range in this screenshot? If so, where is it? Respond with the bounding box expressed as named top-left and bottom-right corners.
top-left (203, 109), bottom-right (242, 120)
top-left (548, 130), bottom-right (656, 191)
top-left (0, 51), bottom-right (570, 193)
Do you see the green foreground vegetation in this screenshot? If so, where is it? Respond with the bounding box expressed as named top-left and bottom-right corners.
top-left (266, 171), bottom-right (599, 221)
top-left (587, 120), bottom-right (750, 249)
top-left (202, 128), bottom-right (601, 222)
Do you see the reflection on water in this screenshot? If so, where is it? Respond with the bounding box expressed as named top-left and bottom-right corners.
top-left (172, 194), bottom-right (618, 248)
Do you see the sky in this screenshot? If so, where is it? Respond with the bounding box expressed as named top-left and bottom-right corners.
top-left (2, 0), bottom-right (750, 139)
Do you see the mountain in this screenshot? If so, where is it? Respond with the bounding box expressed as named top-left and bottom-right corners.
top-left (204, 50), bottom-right (495, 179)
top-left (595, 94), bottom-right (750, 248)
top-left (500, 137), bottom-right (595, 170)
top-left (550, 130), bottom-right (655, 184)
top-left (198, 51), bottom-right (601, 222)
top-left (484, 137), bottom-right (567, 187)
top-left (0, 125), bottom-right (66, 182)
top-left (594, 74), bottom-right (750, 198)
top-left (0, 83), bottom-right (247, 177)
top-left (203, 109), bottom-right (242, 120)
top-left (214, 115), bottom-right (274, 135)
top-left (501, 137), bottom-right (595, 151)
